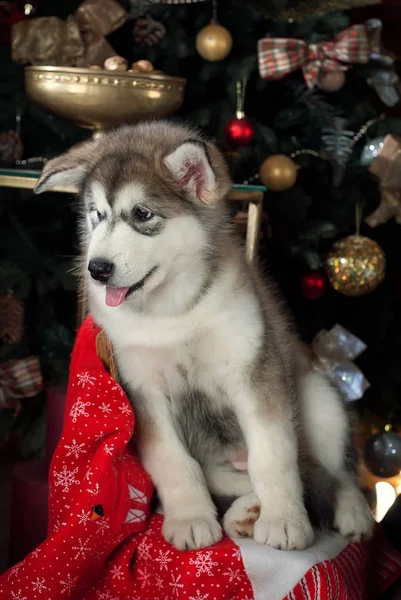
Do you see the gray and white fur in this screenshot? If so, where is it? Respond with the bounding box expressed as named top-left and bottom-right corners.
top-left (34, 122), bottom-right (373, 551)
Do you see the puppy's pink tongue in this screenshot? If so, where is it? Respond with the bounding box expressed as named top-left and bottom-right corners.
top-left (105, 286), bottom-right (130, 307)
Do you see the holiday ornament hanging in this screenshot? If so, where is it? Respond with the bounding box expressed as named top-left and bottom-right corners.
top-left (324, 234), bottom-right (385, 296)
top-left (319, 69), bottom-right (346, 93)
top-left (224, 79), bottom-right (255, 148)
top-left (196, 0), bottom-right (232, 62)
top-left (259, 155), bottom-right (298, 191)
top-left (364, 428), bottom-right (401, 478)
top-left (196, 21), bottom-right (232, 61)
top-left (301, 271), bottom-right (327, 300)
top-left (225, 117), bottom-right (254, 147)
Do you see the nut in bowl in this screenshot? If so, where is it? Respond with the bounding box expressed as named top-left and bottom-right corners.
top-left (25, 65), bottom-right (186, 137)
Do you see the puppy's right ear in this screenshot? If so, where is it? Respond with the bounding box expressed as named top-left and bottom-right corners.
top-left (34, 139), bottom-right (97, 194)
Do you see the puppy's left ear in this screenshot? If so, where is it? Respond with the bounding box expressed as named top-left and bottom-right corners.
top-left (163, 140), bottom-right (231, 205)
top-left (34, 139), bottom-right (98, 194)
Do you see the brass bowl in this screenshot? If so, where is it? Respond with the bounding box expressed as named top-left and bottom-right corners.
top-left (25, 65), bottom-right (186, 136)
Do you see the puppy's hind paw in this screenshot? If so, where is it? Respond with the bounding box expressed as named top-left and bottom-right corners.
top-left (223, 493), bottom-right (260, 539)
top-left (334, 485), bottom-right (374, 542)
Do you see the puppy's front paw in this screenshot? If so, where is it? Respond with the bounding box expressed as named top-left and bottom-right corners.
top-left (254, 511), bottom-right (315, 550)
top-left (163, 516), bottom-right (223, 551)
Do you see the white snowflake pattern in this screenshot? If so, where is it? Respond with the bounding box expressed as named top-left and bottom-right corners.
top-left (99, 402), bottom-right (112, 414)
top-left (8, 563), bottom-right (22, 578)
top-left (77, 509), bottom-right (91, 524)
top-left (138, 539), bottom-right (153, 561)
top-left (72, 537), bottom-right (90, 560)
top-left (111, 384), bottom-right (124, 396)
top-left (87, 482), bottom-right (100, 496)
top-left (189, 551), bottom-right (218, 577)
top-left (64, 439), bottom-right (87, 459)
top-left (11, 591), bottom-right (27, 600)
top-left (223, 567), bottom-right (242, 583)
top-left (137, 567), bottom-right (151, 588)
top-left (93, 548), bottom-right (105, 562)
top-left (189, 592), bottom-right (210, 600)
top-left (104, 443), bottom-right (115, 456)
top-left (60, 574), bottom-right (77, 594)
top-left (31, 548), bottom-right (40, 558)
top-left (119, 404), bottom-right (131, 415)
top-left (53, 518), bottom-right (67, 532)
top-left (155, 548), bottom-right (172, 571)
top-left (84, 467), bottom-right (94, 481)
top-left (77, 372), bottom-right (97, 388)
top-left (155, 576), bottom-right (163, 590)
top-left (232, 547), bottom-right (242, 561)
top-left (111, 565), bottom-right (123, 580)
top-left (95, 431), bottom-right (105, 442)
top-left (32, 577), bottom-right (47, 593)
top-left (69, 397), bottom-right (91, 423)
top-left (96, 590), bottom-right (119, 600)
top-left (96, 517), bottom-right (110, 534)
top-left (54, 465), bottom-right (80, 493)
top-left (169, 574), bottom-right (184, 595)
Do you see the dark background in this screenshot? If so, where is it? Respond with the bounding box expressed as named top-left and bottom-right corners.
top-left (1, 0), bottom-right (401, 457)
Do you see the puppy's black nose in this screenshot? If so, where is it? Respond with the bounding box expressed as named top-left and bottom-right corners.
top-left (88, 258), bottom-right (114, 283)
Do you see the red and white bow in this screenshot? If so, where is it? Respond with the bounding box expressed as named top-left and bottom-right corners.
top-left (258, 24), bottom-right (370, 88)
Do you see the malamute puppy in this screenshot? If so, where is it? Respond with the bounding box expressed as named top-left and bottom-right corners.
top-left (35, 122), bottom-right (373, 551)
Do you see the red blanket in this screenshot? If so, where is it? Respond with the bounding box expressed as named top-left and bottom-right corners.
top-left (1, 316), bottom-right (401, 600)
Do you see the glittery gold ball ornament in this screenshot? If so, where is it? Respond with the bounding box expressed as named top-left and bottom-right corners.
top-left (324, 235), bottom-right (386, 296)
top-left (196, 23), bottom-right (233, 62)
top-left (260, 155), bottom-right (298, 191)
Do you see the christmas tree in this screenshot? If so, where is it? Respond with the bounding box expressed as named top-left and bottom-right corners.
top-left (1, 0), bottom-right (401, 466)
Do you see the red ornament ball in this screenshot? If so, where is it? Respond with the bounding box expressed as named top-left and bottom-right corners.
top-left (301, 271), bottom-right (327, 300)
top-left (225, 117), bottom-right (255, 147)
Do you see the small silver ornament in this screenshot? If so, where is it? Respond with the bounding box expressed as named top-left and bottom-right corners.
top-left (360, 136), bottom-right (385, 166)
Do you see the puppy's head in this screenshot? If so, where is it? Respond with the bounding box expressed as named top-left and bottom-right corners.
top-left (34, 122), bottom-right (231, 308)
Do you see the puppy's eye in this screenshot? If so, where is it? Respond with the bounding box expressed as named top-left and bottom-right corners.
top-left (135, 206), bottom-right (154, 221)
top-left (96, 210), bottom-right (103, 221)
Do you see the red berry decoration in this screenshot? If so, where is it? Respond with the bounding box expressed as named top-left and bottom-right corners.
top-left (225, 116), bottom-right (255, 148)
top-left (301, 271), bottom-right (327, 300)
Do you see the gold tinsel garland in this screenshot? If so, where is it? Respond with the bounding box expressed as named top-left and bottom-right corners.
top-left (264, 0), bottom-right (381, 21)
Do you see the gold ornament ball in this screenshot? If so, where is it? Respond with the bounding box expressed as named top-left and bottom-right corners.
top-left (319, 69), bottom-right (346, 93)
top-left (260, 155), bottom-right (298, 191)
top-left (196, 23), bottom-right (233, 62)
top-left (324, 235), bottom-right (386, 297)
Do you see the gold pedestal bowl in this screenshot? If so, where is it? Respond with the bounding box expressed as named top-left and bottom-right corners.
top-left (25, 66), bottom-right (186, 137)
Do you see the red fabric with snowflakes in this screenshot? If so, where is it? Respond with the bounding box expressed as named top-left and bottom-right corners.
top-left (0, 315), bottom-right (400, 600)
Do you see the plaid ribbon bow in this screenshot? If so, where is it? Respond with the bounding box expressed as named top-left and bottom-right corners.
top-left (258, 24), bottom-right (369, 88)
top-left (0, 356), bottom-right (43, 410)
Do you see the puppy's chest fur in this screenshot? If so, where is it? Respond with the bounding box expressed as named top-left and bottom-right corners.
top-left (115, 336), bottom-right (244, 464)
